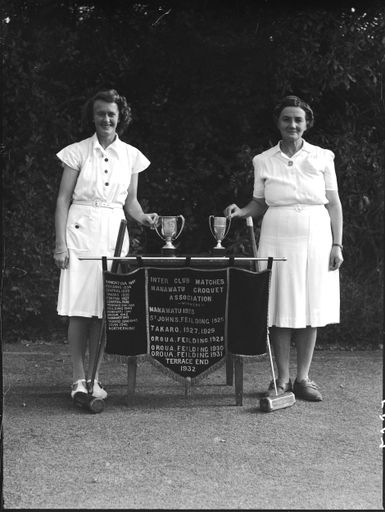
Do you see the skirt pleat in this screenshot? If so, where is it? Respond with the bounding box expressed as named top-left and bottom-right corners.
top-left (257, 205), bottom-right (340, 328)
top-left (57, 205), bottom-right (129, 318)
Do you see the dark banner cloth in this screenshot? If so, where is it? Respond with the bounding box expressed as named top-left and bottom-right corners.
top-left (227, 268), bottom-right (269, 355)
top-left (104, 269), bottom-right (147, 356)
top-left (146, 267), bottom-right (227, 378)
top-left (103, 266), bottom-right (270, 373)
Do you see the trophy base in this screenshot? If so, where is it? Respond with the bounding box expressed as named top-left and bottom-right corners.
top-left (211, 247), bottom-right (226, 256)
top-left (161, 247), bottom-right (176, 256)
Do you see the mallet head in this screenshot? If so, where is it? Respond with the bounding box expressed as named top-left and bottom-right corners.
top-left (73, 391), bottom-right (105, 414)
top-left (259, 391), bottom-right (296, 412)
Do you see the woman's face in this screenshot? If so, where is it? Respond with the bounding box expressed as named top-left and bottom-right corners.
top-left (277, 106), bottom-right (307, 142)
top-left (93, 100), bottom-right (120, 137)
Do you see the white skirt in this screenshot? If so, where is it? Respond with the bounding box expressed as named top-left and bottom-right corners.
top-left (57, 205), bottom-right (129, 318)
top-left (257, 205), bottom-right (340, 328)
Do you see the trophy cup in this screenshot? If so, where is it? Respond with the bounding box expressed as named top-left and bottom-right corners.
top-left (209, 216), bottom-right (231, 254)
top-left (154, 215), bottom-right (185, 254)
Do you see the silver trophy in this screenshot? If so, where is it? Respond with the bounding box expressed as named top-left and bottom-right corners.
top-left (154, 215), bottom-right (185, 252)
top-left (209, 216), bottom-right (231, 252)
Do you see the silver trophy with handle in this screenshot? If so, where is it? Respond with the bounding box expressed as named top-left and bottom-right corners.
top-left (209, 215), bottom-right (231, 254)
top-left (154, 215), bottom-right (185, 254)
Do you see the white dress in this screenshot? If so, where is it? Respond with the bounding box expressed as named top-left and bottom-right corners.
top-left (253, 140), bottom-right (340, 328)
top-left (56, 133), bottom-right (150, 318)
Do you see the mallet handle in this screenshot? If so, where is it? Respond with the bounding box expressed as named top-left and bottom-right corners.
top-left (246, 216), bottom-right (258, 272)
top-left (246, 216), bottom-right (278, 396)
top-left (111, 219), bottom-right (128, 273)
top-left (89, 219), bottom-right (128, 393)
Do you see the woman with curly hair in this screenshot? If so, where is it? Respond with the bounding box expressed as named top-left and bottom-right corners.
top-left (54, 89), bottom-right (158, 401)
top-left (225, 95), bottom-right (343, 402)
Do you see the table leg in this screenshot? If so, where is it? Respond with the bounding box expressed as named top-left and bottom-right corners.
top-left (234, 355), bottom-right (244, 406)
top-left (127, 356), bottom-right (137, 396)
top-left (185, 376), bottom-right (192, 397)
top-left (226, 352), bottom-right (233, 385)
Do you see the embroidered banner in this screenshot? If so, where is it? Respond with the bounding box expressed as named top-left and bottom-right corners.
top-left (103, 269), bottom-right (147, 356)
top-left (104, 266), bottom-right (269, 380)
top-left (146, 268), bottom-right (227, 378)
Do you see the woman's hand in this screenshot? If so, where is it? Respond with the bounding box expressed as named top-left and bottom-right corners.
top-left (223, 204), bottom-right (242, 218)
top-left (141, 212), bottom-right (159, 229)
top-left (54, 248), bottom-right (69, 270)
top-left (329, 246), bottom-right (343, 271)
top-left (224, 198), bottom-right (267, 220)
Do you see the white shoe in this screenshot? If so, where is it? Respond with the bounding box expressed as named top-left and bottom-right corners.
top-left (87, 380), bottom-right (107, 399)
top-left (71, 379), bottom-right (87, 399)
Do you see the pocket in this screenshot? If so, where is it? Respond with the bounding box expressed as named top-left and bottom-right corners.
top-left (66, 215), bottom-right (91, 251)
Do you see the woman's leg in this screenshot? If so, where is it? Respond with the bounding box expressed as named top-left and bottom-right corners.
top-left (68, 316), bottom-right (90, 382)
top-left (87, 317), bottom-right (108, 399)
top-left (293, 327), bottom-right (317, 381)
top-left (292, 327), bottom-right (322, 400)
top-left (88, 317), bottom-right (105, 382)
top-left (269, 326), bottom-right (292, 383)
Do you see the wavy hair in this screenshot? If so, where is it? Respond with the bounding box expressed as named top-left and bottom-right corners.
top-left (273, 95), bottom-right (314, 129)
top-left (81, 89), bottom-right (132, 135)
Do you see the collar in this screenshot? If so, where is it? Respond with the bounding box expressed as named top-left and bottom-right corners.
top-left (91, 133), bottom-right (122, 158)
top-left (273, 139), bottom-right (312, 157)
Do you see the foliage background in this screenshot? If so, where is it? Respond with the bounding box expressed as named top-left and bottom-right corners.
top-left (1, 0), bottom-right (384, 346)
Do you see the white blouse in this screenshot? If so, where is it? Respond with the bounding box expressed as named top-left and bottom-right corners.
top-left (253, 140), bottom-right (338, 206)
top-left (56, 133), bottom-right (150, 206)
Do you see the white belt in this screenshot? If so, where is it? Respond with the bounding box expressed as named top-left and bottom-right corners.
top-left (270, 204), bottom-right (324, 212)
top-left (72, 200), bottom-right (122, 209)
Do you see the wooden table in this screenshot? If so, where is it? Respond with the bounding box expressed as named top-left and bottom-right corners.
top-left (87, 254), bottom-right (285, 405)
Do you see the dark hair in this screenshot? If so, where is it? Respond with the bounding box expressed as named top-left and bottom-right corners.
top-left (273, 95), bottom-right (314, 128)
top-left (81, 89), bottom-right (132, 135)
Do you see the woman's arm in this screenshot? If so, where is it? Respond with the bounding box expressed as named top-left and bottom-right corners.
top-left (325, 189), bottom-right (344, 271)
top-left (224, 197), bottom-right (268, 219)
top-left (124, 174), bottom-right (158, 227)
top-left (54, 165), bottom-right (78, 269)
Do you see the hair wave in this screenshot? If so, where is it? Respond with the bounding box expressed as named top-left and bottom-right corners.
top-left (273, 95), bottom-right (314, 128)
top-left (81, 89), bottom-right (132, 135)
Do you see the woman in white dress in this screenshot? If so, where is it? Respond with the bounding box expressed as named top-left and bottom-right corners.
top-left (54, 89), bottom-right (158, 400)
top-left (225, 95), bottom-right (343, 401)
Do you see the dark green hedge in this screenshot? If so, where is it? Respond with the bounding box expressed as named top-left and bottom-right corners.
top-left (2, 0), bottom-right (384, 346)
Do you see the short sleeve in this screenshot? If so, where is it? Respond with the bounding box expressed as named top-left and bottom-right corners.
top-left (252, 155), bottom-right (265, 198)
top-left (323, 149), bottom-right (338, 190)
top-left (132, 149), bottom-right (150, 174)
top-left (56, 143), bottom-right (82, 171)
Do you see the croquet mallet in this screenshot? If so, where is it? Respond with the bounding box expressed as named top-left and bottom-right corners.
top-left (73, 219), bottom-right (128, 414)
top-left (73, 391), bottom-right (104, 414)
top-left (246, 216), bottom-right (296, 412)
